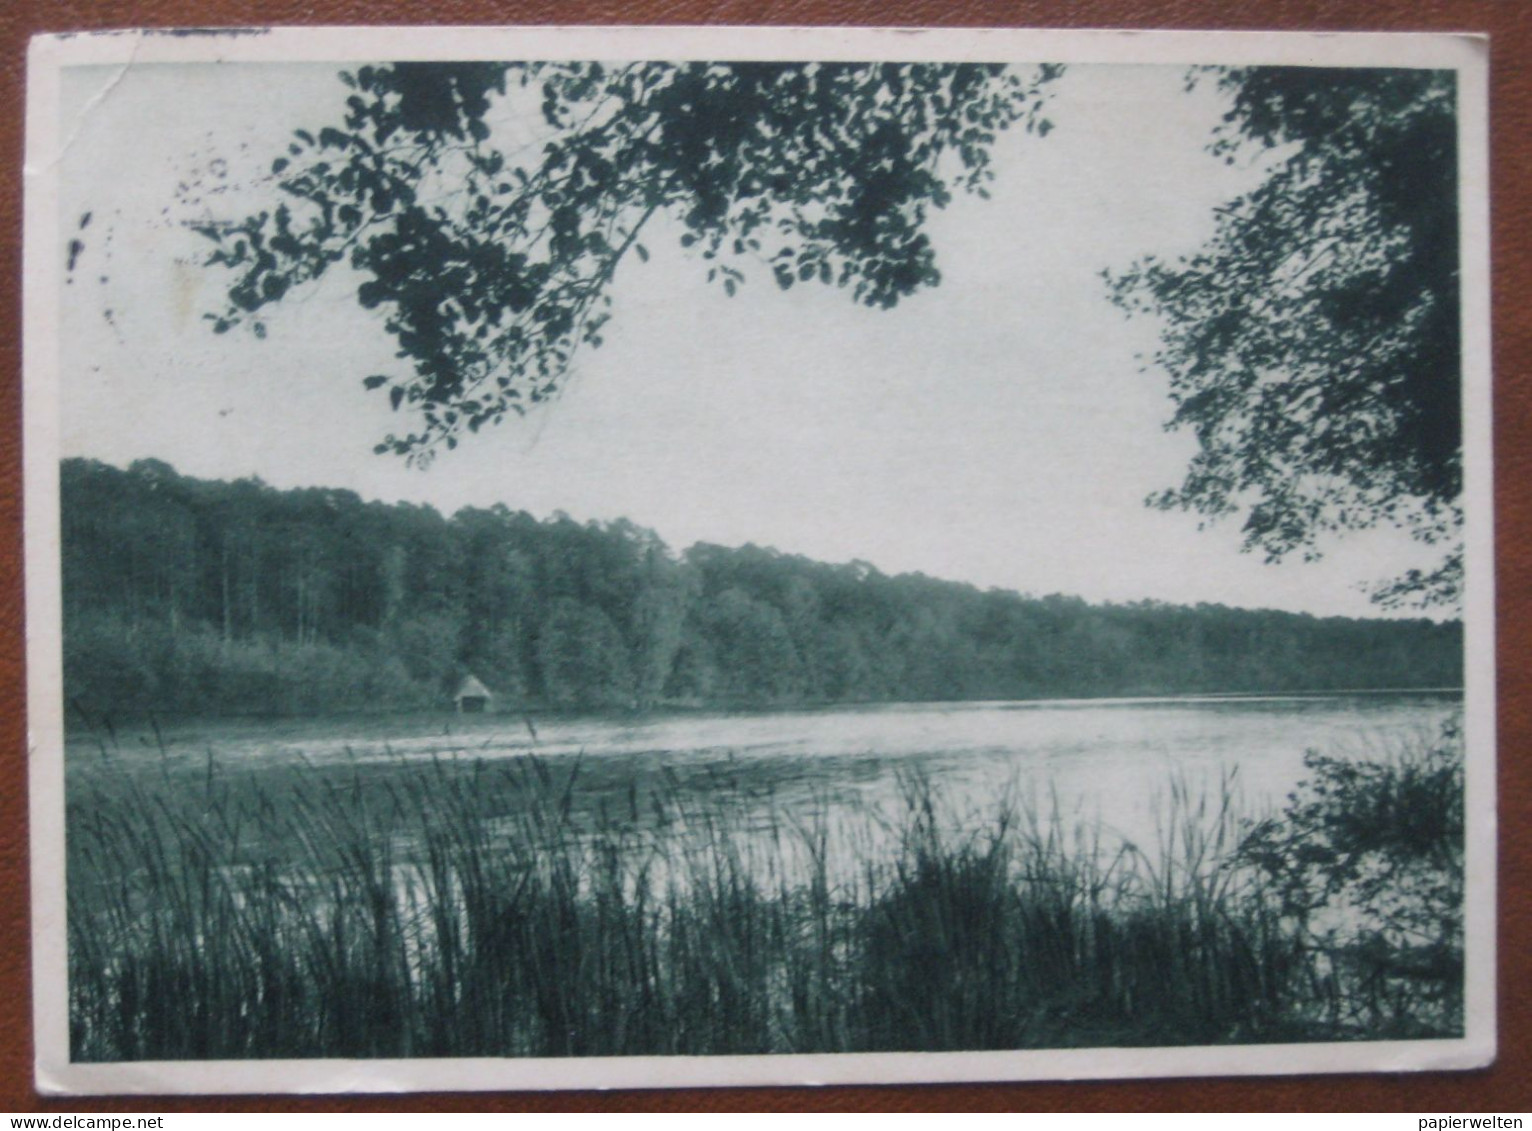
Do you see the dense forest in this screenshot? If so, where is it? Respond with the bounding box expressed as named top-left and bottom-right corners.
top-left (59, 458), bottom-right (1462, 720)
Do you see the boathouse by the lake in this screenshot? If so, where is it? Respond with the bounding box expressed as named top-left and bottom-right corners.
top-left (453, 673), bottom-right (494, 714)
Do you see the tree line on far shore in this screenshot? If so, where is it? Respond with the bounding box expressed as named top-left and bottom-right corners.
top-left (61, 457), bottom-right (1462, 720)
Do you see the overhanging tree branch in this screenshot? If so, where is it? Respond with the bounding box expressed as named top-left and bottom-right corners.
top-left (1106, 66), bottom-right (1461, 609)
top-left (194, 59), bottom-right (1064, 466)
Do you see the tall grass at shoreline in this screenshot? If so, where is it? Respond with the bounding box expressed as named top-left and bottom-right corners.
top-left (65, 728), bottom-right (1463, 1061)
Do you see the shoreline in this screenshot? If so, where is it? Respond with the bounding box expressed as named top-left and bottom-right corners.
top-left (60, 685), bottom-right (1468, 739)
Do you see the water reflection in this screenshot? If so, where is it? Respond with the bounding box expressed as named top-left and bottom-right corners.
top-left (74, 691), bottom-right (1462, 871)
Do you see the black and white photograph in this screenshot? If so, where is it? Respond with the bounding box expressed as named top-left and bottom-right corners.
top-left (22, 25), bottom-right (1493, 1094)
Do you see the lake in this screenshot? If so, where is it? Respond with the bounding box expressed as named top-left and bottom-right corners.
top-left (63, 688), bottom-right (1469, 1059)
top-left (69, 690), bottom-right (1462, 867)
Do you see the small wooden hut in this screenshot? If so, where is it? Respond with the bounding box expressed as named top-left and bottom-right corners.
top-left (453, 673), bottom-right (494, 714)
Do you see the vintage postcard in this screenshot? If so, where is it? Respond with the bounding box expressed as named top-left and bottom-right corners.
top-left (23, 26), bottom-right (1493, 1094)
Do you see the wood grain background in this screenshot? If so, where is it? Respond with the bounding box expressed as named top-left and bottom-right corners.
top-left (1, 0), bottom-right (1525, 1113)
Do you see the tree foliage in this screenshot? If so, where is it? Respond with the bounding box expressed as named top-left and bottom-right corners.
top-left (1237, 718), bottom-right (1464, 1033)
top-left (61, 459), bottom-right (1462, 719)
top-left (1107, 67), bottom-right (1462, 607)
top-left (194, 60), bottom-right (1061, 463)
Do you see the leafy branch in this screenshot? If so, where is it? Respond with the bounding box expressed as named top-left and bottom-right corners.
top-left (194, 60), bottom-right (1063, 465)
top-left (1106, 67), bottom-right (1461, 608)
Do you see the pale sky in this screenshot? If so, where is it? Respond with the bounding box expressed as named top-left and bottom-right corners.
top-left (55, 59), bottom-right (1436, 618)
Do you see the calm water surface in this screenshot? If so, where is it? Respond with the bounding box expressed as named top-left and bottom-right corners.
top-left (73, 692), bottom-right (1462, 856)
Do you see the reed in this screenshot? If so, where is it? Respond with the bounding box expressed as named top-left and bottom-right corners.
top-left (64, 728), bottom-right (1462, 1060)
